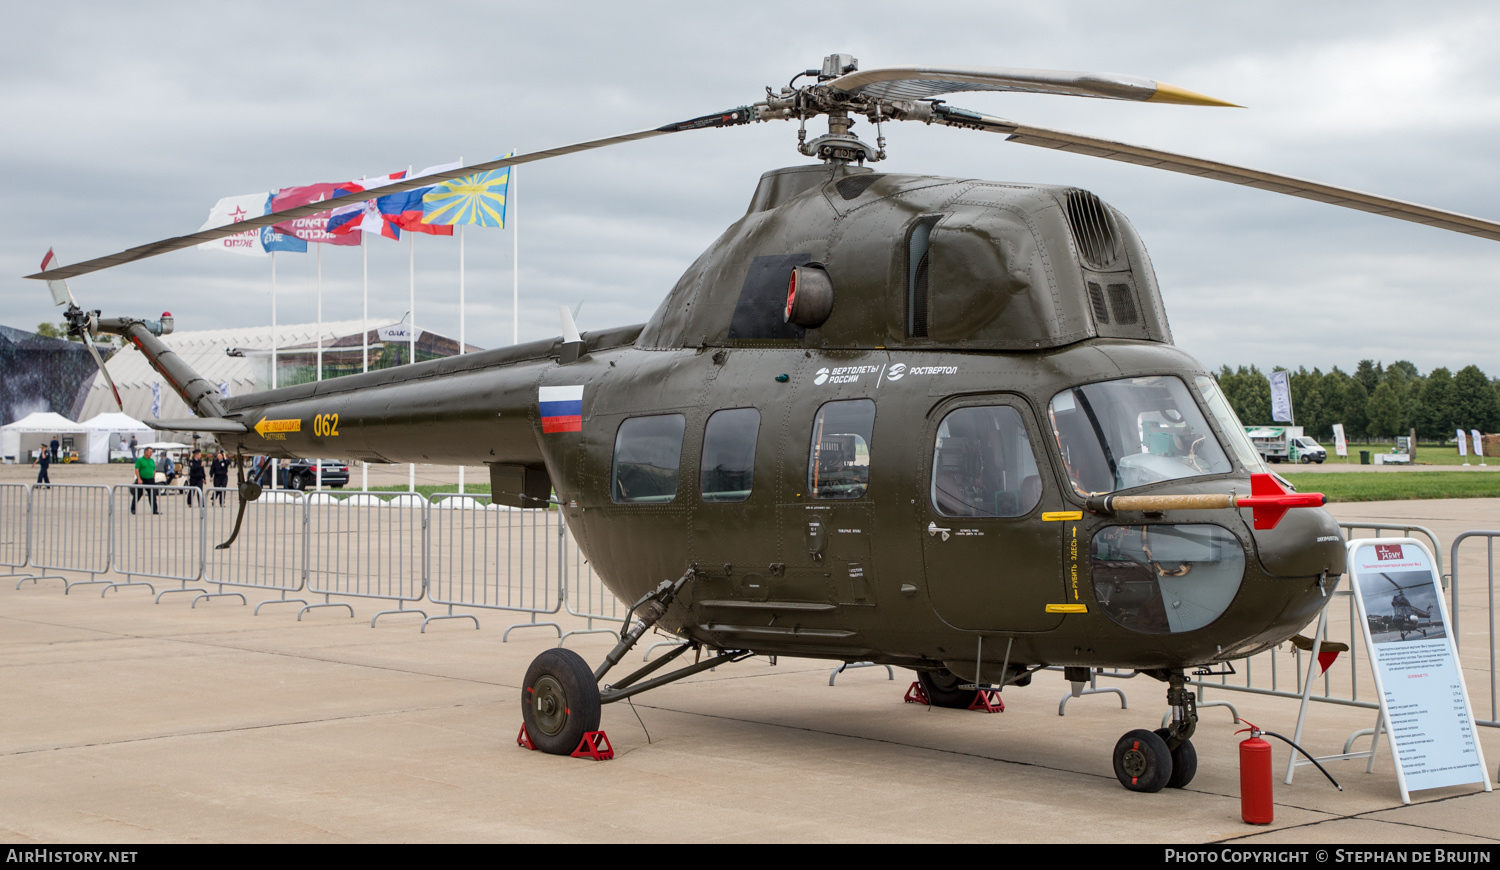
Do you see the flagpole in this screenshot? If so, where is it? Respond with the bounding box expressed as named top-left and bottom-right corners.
top-left (316, 243), bottom-right (325, 490)
top-left (361, 231), bottom-right (369, 492)
top-left (513, 160), bottom-right (519, 345)
top-left (270, 250), bottom-right (278, 490)
top-left (457, 157), bottom-right (465, 496)
top-left (458, 221), bottom-right (466, 495)
top-left (409, 230), bottom-right (415, 494)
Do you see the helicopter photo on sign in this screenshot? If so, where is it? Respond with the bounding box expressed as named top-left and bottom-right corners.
top-left (1357, 565), bottom-right (1446, 644)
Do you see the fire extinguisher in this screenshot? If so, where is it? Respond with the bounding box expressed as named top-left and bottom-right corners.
top-left (1235, 719), bottom-right (1342, 827)
top-left (1238, 724), bottom-right (1274, 825)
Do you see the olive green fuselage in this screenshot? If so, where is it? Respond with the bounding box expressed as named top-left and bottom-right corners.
top-left (222, 334), bottom-right (1341, 679)
top-left (212, 164), bottom-right (1345, 683)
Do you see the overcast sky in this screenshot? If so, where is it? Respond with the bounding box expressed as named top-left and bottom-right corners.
top-left (5, 1), bottom-right (1500, 376)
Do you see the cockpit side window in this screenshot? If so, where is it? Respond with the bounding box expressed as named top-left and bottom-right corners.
top-left (931, 406), bottom-right (1043, 518)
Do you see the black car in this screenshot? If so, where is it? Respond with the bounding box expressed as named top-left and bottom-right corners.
top-left (277, 459), bottom-right (350, 490)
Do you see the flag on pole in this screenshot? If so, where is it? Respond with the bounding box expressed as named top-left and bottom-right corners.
top-left (327, 172), bottom-right (407, 239)
top-left (198, 193), bottom-right (272, 256)
top-left (1473, 429), bottom-right (1484, 460)
top-left (271, 183), bottom-right (362, 246)
top-left (376, 160), bottom-right (463, 235)
top-left (1457, 428), bottom-right (1469, 457)
top-left (259, 225), bottom-right (307, 253)
top-left (421, 154), bottom-right (512, 228)
top-left (1268, 371), bottom-right (1293, 423)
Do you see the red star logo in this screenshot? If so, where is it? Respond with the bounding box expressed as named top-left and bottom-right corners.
top-left (229, 205), bottom-right (247, 222)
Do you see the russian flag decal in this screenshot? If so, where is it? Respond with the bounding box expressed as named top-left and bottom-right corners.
top-left (539, 385), bottom-right (584, 433)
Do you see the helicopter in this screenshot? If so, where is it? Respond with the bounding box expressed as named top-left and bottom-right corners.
top-left (31, 53), bottom-right (1500, 794)
top-left (1372, 573), bottom-right (1437, 641)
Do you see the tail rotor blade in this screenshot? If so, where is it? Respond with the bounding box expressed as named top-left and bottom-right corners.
top-left (82, 332), bottom-right (124, 412)
top-left (39, 249), bottom-right (76, 307)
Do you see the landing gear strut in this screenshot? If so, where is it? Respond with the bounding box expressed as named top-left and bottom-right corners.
top-left (1112, 671), bottom-right (1198, 792)
top-left (520, 569), bottom-right (752, 755)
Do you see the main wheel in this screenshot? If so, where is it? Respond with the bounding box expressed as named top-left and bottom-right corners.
top-left (521, 648), bottom-right (601, 755)
top-left (1154, 728), bottom-right (1198, 789)
top-left (917, 668), bottom-right (975, 709)
top-left (1113, 728), bottom-right (1173, 792)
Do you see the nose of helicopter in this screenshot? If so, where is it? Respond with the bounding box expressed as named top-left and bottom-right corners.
top-left (1245, 501), bottom-right (1347, 579)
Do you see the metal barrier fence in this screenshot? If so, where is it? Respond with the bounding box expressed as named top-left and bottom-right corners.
top-left (23, 484), bottom-right (1481, 723)
top-left (111, 484), bottom-right (205, 596)
top-left (305, 491), bottom-right (426, 625)
top-left (1450, 531), bottom-right (1500, 728)
top-left (30, 484), bottom-right (113, 593)
top-left (562, 533), bottom-right (623, 644)
top-left (1, 483), bottom-right (35, 581)
top-left (1180, 521), bottom-right (1445, 715)
top-left (203, 487), bottom-right (306, 611)
top-left (427, 494), bottom-right (564, 636)
top-left (1339, 522), bottom-right (1446, 587)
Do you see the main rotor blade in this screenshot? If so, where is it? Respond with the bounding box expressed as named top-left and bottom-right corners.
top-left (28, 107), bottom-right (754, 282)
top-left (927, 105), bottom-right (1500, 243)
top-left (828, 65), bottom-right (1240, 107)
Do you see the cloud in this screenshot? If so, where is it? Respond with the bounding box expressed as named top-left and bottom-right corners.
top-left (5, 1), bottom-right (1500, 376)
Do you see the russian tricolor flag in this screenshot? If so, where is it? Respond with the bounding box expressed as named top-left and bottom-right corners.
top-left (539, 386), bottom-right (584, 433)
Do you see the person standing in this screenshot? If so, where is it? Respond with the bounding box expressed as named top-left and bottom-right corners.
top-left (33, 448), bottom-right (51, 485)
top-left (129, 435), bottom-right (138, 459)
top-left (186, 450), bottom-right (207, 507)
top-left (210, 450), bottom-right (230, 506)
top-left (49, 436), bottom-right (60, 461)
top-left (131, 447), bottom-right (159, 516)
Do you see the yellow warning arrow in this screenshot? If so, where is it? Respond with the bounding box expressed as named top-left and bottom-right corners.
top-left (254, 417), bottom-right (301, 437)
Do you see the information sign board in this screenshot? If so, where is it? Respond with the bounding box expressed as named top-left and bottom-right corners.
top-left (1347, 538), bottom-right (1492, 802)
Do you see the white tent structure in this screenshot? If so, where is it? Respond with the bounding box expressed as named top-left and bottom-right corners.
top-left (79, 412), bottom-right (153, 464)
top-left (0, 411), bottom-right (88, 464)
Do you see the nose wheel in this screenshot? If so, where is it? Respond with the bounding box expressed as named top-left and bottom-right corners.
top-left (1113, 671), bottom-right (1199, 792)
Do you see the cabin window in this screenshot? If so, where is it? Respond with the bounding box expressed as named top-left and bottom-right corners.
top-left (931, 406), bottom-right (1042, 518)
top-left (611, 414), bottom-right (685, 504)
top-left (906, 215), bottom-right (942, 338)
top-left (808, 399), bottom-right (876, 499)
top-left (1047, 376), bottom-right (1232, 495)
top-left (700, 408), bottom-right (760, 502)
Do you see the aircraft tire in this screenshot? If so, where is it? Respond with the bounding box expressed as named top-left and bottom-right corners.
top-left (1155, 728), bottom-right (1198, 788)
top-left (1113, 729), bottom-right (1173, 793)
top-left (916, 668), bottom-right (975, 709)
top-left (521, 648), bottom-right (601, 755)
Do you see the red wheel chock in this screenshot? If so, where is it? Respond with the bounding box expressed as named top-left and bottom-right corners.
top-left (968, 688), bottom-right (1004, 713)
top-left (517, 723), bottom-right (537, 750)
top-left (571, 731), bottom-right (614, 761)
top-left (904, 681), bottom-right (930, 705)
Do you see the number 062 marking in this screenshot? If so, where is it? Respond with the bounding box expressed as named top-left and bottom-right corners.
top-left (314, 413), bottom-right (340, 437)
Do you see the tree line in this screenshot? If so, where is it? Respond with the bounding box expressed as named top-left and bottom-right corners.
top-left (1215, 361), bottom-right (1500, 442)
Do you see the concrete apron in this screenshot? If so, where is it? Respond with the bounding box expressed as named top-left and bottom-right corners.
top-left (0, 500), bottom-right (1495, 843)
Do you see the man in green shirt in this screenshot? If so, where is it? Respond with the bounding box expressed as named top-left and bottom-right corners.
top-left (131, 447), bottom-right (158, 515)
